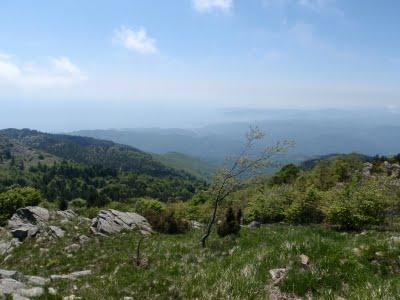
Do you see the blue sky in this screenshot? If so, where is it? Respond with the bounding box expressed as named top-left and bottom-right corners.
top-left (0, 0), bottom-right (399, 115)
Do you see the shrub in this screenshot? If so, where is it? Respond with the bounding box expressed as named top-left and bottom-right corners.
top-left (0, 187), bottom-right (43, 225)
top-left (285, 189), bottom-right (324, 224)
top-left (146, 208), bottom-right (189, 234)
top-left (69, 198), bottom-right (87, 208)
top-left (217, 206), bottom-right (241, 237)
top-left (134, 198), bottom-right (166, 215)
top-left (326, 180), bottom-right (389, 230)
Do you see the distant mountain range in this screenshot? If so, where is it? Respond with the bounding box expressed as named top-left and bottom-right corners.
top-left (70, 109), bottom-right (400, 165)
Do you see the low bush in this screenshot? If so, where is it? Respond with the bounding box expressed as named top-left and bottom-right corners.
top-left (285, 189), bottom-right (324, 224)
top-left (0, 187), bottom-right (43, 225)
top-left (146, 208), bottom-right (189, 234)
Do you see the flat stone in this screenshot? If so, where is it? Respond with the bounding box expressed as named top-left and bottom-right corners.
top-left (50, 270), bottom-right (92, 281)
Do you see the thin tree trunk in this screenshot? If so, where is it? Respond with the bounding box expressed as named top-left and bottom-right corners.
top-left (201, 198), bottom-right (219, 247)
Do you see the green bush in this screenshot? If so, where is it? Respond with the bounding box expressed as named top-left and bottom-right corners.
top-left (244, 185), bottom-right (294, 224)
top-left (69, 198), bottom-right (87, 208)
top-left (0, 187), bottom-right (43, 225)
top-left (134, 198), bottom-right (166, 215)
top-left (326, 180), bottom-right (389, 230)
top-left (285, 189), bottom-right (324, 224)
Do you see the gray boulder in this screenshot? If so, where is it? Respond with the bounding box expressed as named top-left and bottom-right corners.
top-left (50, 270), bottom-right (92, 281)
top-left (90, 209), bottom-right (152, 236)
top-left (7, 206), bottom-right (50, 241)
top-left (49, 226), bottom-right (65, 238)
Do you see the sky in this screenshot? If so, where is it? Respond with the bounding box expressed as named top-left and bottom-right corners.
top-left (0, 0), bottom-right (400, 130)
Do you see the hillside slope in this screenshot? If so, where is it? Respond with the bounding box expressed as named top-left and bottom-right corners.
top-left (1, 129), bottom-right (190, 179)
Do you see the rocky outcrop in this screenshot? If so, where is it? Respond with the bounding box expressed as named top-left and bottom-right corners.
top-left (90, 209), bottom-right (152, 236)
top-left (5, 207), bottom-right (80, 241)
top-left (0, 269), bottom-right (48, 299)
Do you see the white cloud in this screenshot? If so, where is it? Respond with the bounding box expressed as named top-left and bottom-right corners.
top-left (0, 54), bottom-right (86, 89)
top-left (192, 0), bottom-right (233, 13)
top-left (113, 26), bottom-right (157, 54)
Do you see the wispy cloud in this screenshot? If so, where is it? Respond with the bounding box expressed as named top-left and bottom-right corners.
top-left (192, 0), bottom-right (233, 13)
top-left (0, 54), bottom-right (86, 88)
top-left (113, 26), bottom-right (157, 54)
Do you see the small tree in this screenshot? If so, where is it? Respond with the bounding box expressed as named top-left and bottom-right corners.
top-left (201, 127), bottom-right (292, 247)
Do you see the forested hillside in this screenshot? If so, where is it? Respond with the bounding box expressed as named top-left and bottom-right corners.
top-left (0, 130), bottom-right (206, 210)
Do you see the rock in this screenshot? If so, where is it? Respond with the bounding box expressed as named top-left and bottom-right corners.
top-left (49, 226), bottom-right (65, 238)
top-left (50, 270), bottom-right (91, 281)
top-left (352, 247), bottom-right (362, 257)
top-left (56, 210), bottom-right (77, 220)
top-left (0, 278), bottom-right (26, 294)
top-left (13, 206), bottom-right (50, 224)
top-left (7, 206), bottom-right (50, 241)
top-left (48, 287), bottom-right (57, 295)
top-left (299, 254), bottom-right (310, 266)
top-left (362, 162), bottom-right (373, 178)
top-left (0, 269), bottom-right (26, 281)
top-left (90, 209), bottom-right (152, 236)
top-left (248, 221), bottom-right (261, 228)
top-left (269, 268), bottom-right (289, 283)
top-left (124, 297), bottom-right (134, 300)
top-left (19, 287), bottom-right (44, 297)
top-left (188, 220), bottom-right (203, 230)
top-left (64, 243), bottom-right (80, 253)
top-left (26, 275), bottom-right (49, 286)
top-left (78, 235), bottom-right (90, 244)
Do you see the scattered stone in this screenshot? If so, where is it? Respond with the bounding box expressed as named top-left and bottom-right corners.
top-left (248, 221), bottom-right (261, 228)
top-left (352, 248), bottom-right (362, 257)
top-left (50, 270), bottom-right (92, 281)
top-left (64, 243), bottom-right (80, 253)
top-left (299, 254), bottom-right (310, 266)
top-left (78, 235), bottom-right (90, 244)
top-left (123, 297), bottom-right (134, 300)
top-left (49, 226), bottom-right (65, 238)
top-left (0, 269), bottom-right (26, 281)
top-left (188, 220), bottom-right (203, 230)
top-left (90, 209), bottom-right (152, 236)
top-left (48, 287), bottom-right (57, 295)
top-left (269, 268), bottom-right (289, 283)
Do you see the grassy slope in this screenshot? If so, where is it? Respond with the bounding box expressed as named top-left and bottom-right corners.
top-left (154, 152), bottom-right (217, 181)
top-left (2, 224), bottom-right (399, 299)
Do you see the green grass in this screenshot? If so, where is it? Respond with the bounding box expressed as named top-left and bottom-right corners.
top-left (1, 224), bottom-right (400, 299)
